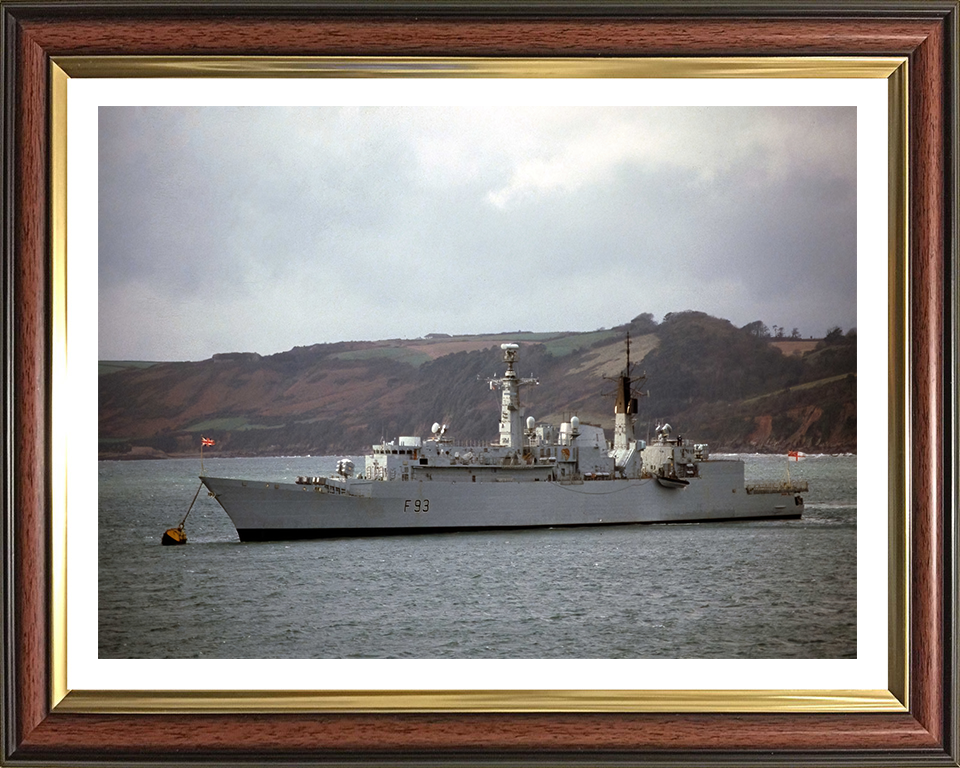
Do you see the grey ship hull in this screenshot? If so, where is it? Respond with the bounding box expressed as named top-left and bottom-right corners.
top-left (201, 460), bottom-right (802, 542)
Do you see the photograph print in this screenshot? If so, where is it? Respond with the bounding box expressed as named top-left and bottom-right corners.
top-left (98, 103), bottom-right (858, 660)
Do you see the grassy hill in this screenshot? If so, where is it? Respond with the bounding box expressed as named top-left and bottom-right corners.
top-left (99, 312), bottom-right (856, 458)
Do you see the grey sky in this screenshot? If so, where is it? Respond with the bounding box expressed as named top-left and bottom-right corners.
top-left (99, 105), bottom-right (856, 361)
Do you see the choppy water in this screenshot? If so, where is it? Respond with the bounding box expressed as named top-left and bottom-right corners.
top-left (99, 454), bottom-right (856, 659)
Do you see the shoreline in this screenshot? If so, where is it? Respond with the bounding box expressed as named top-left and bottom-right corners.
top-left (98, 447), bottom-right (858, 461)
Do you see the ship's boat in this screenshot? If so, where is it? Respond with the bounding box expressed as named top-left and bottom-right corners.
top-left (201, 341), bottom-right (807, 541)
top-left (655, 475), bottom-right (690, 489)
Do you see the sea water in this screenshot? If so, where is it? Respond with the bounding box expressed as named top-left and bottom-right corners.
top-left (98, 454), bottom-right (856, 659)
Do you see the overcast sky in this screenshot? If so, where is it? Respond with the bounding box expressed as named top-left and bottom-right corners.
top-left (99, 105), bottom-right (856, 361)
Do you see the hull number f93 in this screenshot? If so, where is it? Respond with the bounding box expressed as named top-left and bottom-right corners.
top-left (404, 499), bottom-right (430, 513)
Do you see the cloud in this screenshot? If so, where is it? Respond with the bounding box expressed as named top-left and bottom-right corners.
top-left (483, 107), bottom-right (854, 209)
top-left (99, 105), bottom-right (856, 360)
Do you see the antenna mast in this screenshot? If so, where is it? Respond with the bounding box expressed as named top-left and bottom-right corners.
top-left (605, 332), bottom-right (647, 451)
top-left (487, 343), bottom-right (538, 449)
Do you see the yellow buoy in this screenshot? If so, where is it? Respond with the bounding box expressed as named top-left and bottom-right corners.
top-left (162, 479), bottom-right (204, 546)
top-left (161, 526), bottom-right (187, 545)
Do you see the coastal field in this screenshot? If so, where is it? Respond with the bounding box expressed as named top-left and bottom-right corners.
top-left (99, 311), bottom-right (856, 459)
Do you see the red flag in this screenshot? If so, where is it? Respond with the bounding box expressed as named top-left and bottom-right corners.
top-left (201, 437), bottom-right (215, 446)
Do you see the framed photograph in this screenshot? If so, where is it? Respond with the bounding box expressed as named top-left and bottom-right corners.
top-left (2, 2), bottom-right (957, 765)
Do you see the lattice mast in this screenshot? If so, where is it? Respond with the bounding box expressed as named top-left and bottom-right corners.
top-left (487, 343), bottom-right (538, 449)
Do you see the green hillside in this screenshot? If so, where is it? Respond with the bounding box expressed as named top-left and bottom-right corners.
top-left (98, 313), bottom-right (856, 458)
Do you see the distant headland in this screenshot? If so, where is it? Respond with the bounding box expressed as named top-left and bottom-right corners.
top-left (98, 311), bottom-right (856, 459)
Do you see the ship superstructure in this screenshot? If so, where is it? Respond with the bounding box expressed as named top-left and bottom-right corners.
top-left (201, 342), bottom-right (807, 541)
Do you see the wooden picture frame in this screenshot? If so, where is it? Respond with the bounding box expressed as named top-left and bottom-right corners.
top-left (2, 2), bottom-right (957, 765)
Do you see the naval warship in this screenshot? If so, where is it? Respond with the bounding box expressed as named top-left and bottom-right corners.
top-left (201, 341), bottom-right (806, 541)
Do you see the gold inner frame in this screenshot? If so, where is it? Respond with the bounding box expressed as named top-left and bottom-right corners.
top-left (50, 55), bottom-right (909, 715)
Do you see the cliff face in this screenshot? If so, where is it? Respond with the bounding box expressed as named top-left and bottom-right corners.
top-left (626, 312), bottom-right (857, 454)
top-left (99, 313), bottom-right (856, 458)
